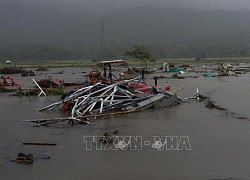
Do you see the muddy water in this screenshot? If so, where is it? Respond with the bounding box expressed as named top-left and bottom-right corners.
top-left (1, 68), bottom-right (250, 180)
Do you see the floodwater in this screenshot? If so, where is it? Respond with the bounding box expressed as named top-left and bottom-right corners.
top-left (1, 68), bottom-right (250, 180)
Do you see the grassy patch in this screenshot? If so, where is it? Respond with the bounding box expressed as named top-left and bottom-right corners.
top-left (0, 57), bottom-right (250, 69)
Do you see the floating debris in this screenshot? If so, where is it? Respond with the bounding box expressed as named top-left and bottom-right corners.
top-left (23, 142), bottom-right (57, 146)
top-left (237, 116), bottom-right (248, 120)
top-left (21, 69), bottom-right (35, 76)
top-left (35, 77), bottom-right (181, 126)
top-left (0, 76), bottom-right (20, 87)
top-left (54, 71), bottom-right (64, 74)
top-left (32, 60), bottom-right (182, 127)
top-left (203, 73), bottom-right (214, 78)
top-left (36, 78), bottom-right (62, 88)
top-left (0, 67), bottom-right (23, 74)
top-left (112, 130), bottom-right (119, 134)
top-left (0, 84), bottom-right (12, 93)
top-left (12, 86), bottom-right (64, 96)
top-left (217, 63), bottom-right (237, 76)
top-left (185, 89), bottom-right (249, 121)
top-left (41, 156), bottom-right (51, 160)
top-left (36, 67), bottom-right (48, 71)
top-left (99, 132), bottom-right (113, 143)
top-left (10, 153), bottom-right (33, 164)
top-left (185, 88), bottom-right (209, 101)
top-left (205, 101), bottom-right (226, 111)
top-left (172, 73), bottom-right (185, 79)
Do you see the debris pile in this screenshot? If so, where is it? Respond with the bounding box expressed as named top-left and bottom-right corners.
top-left (185, 88), bottom-right (249, 120)
top-left (0, 67), bottom-right (23, 74)
top-left (0, 84), bottom-right (12, 93)
top-left (205, 100), bottom-right (226, 111)
top-left (36, 78), bottom-right (63, 88)
top-left (10, 153), bottom-right (33, 164)
top-left (36, 67), bottom-right (48, 71)
top-left (0, 76), bottom-right (19, 87)
top-left (21, 69), bottom-right (35, 76)
top-left (34, 77), bottom-right (182, 126)
top-left (99, 132), bottom-right (113, 143)
top-left (217, 63), bottom-right (236, 76)
top-left (159, 62), bottom-right (250, 79)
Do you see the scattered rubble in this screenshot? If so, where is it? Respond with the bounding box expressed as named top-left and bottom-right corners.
top-left (0, 84), bottom-right (12, 93)
top-left (185, 88), bottom-right (249, 121)
top-left (54, 71), bottom-right (64, 74)
top-left (10, 153), bottom-right (33, 164)
top-left (33, 76), bottom-right (181, 127)
top-left (99, 132), bottom-right (113, 143)
top-left (0, 76), bottom-right (20, 93)
top-left (0, 67), bottom-right (23, 74)
top-left (205, 100), bottom-right (226, 111)
top-left (113, 129), bottom-right (119, 134)
top-left (99, 130), bottom-right (120, 144)
top-left (160, 62), bottom-right (250, 78)
top-left (36, 78), bottom-right (62, 88)
top-left (36, 67), bottom-right (48, 71)
top-left (21, 70), bottom-right (35, 76)
top-left (12, 87), bottom-right (64, 96)
top-left (0, 76), bottom-right (19, 87)
top-left (29, 60), bottom-right (182, 126)
top-left (1, 60), bottom-right (249, 127)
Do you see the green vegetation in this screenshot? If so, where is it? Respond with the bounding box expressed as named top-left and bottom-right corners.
top-left (1, 2), bottom-right (250, 61)
top-left (12, 87), bottom-right (65, 96)
top-left (124, 45), bottom-right (151, 70)
top-left (0, 60), bottom-right (97, 69)
top-left (0, 85), bottom-right (12, 93)
top-left (0, 58), bottom-right (249, 71)
top-left (0, 67), bottom-right (23, 74)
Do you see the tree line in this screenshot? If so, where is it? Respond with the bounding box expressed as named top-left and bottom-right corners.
top-left (0, 42), bottom-right (249, 61)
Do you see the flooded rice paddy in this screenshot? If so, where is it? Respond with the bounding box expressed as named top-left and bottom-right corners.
top-left (1, 67), bottom-right (250, 180)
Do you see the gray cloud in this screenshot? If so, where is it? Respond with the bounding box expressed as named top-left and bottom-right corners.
top-left (1, 0), bottom-right (250, 13)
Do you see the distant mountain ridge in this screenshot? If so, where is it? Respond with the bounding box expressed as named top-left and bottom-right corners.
top-left (0, 1), bottom-right (250, 60)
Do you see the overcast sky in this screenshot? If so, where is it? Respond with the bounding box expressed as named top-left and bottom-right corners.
top-left (2, 0), bottom-right (250, 12)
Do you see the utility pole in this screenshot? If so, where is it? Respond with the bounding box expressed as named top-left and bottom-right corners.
top-left (100, 19), bottom-right (105, 49)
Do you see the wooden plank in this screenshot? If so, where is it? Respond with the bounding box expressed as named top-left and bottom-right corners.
top-left (23, 142), bottom-right (57, 146)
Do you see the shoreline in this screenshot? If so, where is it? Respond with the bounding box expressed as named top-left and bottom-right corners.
top-left (1, 57), bottom-right (250, 69)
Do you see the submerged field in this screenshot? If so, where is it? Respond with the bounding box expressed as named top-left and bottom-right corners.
top-left (0, 66), bottom-right (250, 179)
top-left (1, 57), bottom-right (250, 69)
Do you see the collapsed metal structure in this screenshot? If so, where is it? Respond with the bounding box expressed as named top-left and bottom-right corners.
top-left (36, 77), bottom-right (181, 126)
top-left (36, 78), bottom-right (182, 126)
top-left (35, 61), bottom-right (182, 126)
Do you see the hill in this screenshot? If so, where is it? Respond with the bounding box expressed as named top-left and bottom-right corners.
top-left (0, 1), bottom-right (250, 60)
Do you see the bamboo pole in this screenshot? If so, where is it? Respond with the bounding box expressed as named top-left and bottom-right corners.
top-left (31, 109), bottom-right (140, 126)
top-left (23, 142), bottom-right (57, 146)
top-left (172, 87), bottom-right (184, 93)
